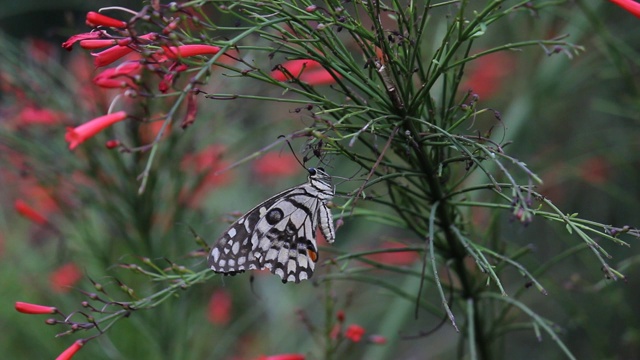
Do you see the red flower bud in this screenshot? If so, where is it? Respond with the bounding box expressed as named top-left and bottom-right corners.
top-left (86, 11), bottom-right (127, 28)
top-left (92, 33), bottom-right (156, 67)
top-left (164, 44), bottom-right (221, 59)
top-left (15, 302), bottom-right (57, 315)
top-left (345, 324), bottom-right (366, 342)
top-left (79, 39), bottom-right (117, 50)
top-left (56, 339), bottom-right (85, 360)
top-left (65, 111), bottom-right (128, 150)
top-left (93, 45), bottom-right (135, 67)
top-left (93, 62), bottom-right (141, 88)
top-left (163, 18), bottom-right (181, 34)
top-left (105, 140), bottom-right (121, 149)
top-left (14, 199), bottom-right (47, 225)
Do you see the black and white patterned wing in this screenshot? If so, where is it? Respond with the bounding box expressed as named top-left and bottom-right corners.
top-left (252, 192), bottom-right (324, 283)
top-left (208, 167), bottom-right (335, 283)
top-left (207, 186), bottom-right (296, 275)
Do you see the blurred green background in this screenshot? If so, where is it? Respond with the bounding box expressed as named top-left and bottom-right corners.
top-left (1, 0), bottom-right (639, 359)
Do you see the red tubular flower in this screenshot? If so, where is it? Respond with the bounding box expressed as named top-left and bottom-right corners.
top-left (93, 77), bottom-right (129, 89)
top-left (207, 289), bottom-right (232, 325)
top-left (162, 18), bottom-right (181, 35)
top-left (56, 340), bottom-right (85, 360)
top-left (19, 184), bottom-right (58, 214)
top-left (15, 302), bottom-right (57, 315)
top-left (258, 354), bottom-right (305, 360)
top-left (345, 324), bottom-right (366, 342)
top-left (86, 11), bottom-right (127, 28)
top-left (79, 39), bottom-right (117, 50)
top-left (92, 33), bottom-right (157, 67)
top-left (50, 263), bottom-right (83, 293)
top-left (271, 59), bottom-right (339, 85)
top-left (16, 106), bottom-right (65, 126)
top-left (93, 62), bottom-right (141, 88)
top-left (62, 31), bottom-right (106, 51)
top-left (164, 44), bottom-right (221, 59)
top-left (65, 111), bottom-right (128, 150)
top-left (159, 63), bottom-right (189, 93)
top-left (610, 0), bottom-right (640, 17)
top-left (93, 45), bottom-right (135, 67)
top-left (14, 199), bottom-right (47, 225)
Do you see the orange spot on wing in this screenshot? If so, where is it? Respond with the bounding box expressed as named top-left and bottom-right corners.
top-left (307, 249), bottom-right (318, 262)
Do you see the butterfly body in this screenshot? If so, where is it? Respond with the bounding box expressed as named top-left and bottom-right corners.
top-left (208, 167), bottom-right (335, 283)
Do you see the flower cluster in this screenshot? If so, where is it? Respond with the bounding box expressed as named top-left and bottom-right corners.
top-left (59, 5), bottom-right (346, 151)
top-left (59, 7), bottom-right (342, 153)
top-left (60, 9), bottom-right (225, 151)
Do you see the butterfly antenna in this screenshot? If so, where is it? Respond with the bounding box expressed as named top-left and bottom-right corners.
top-left (278, 134), bottom-right (307, 169)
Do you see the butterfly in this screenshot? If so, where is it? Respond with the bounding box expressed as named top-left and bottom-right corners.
top-left (208, 167), bottom-right (335, 283)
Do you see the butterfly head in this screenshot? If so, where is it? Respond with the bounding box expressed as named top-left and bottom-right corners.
top-left (307, 167), bottom-right (333, 194)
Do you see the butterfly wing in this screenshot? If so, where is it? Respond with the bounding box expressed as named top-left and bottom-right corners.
top-left (252, 185), bottom-right (325, 283)
top-left (208, 186), bottom-right (297, 275)
top-left (208, 168), bottom-right (334, 283)
top-left (209, 185), bottom-right (327, 283)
